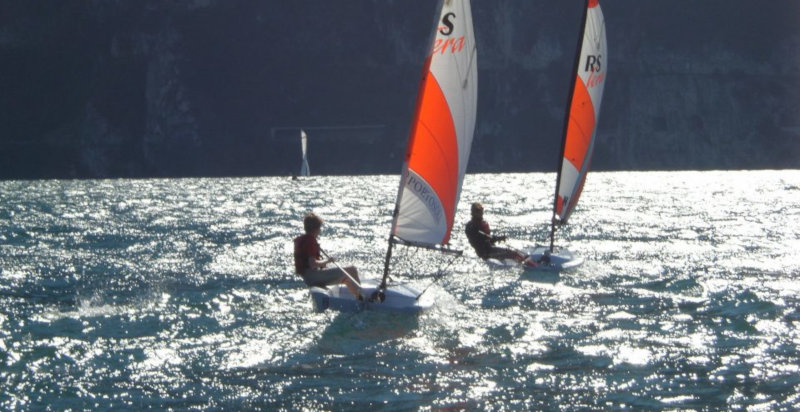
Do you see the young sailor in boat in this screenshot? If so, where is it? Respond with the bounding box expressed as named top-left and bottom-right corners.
top-left (465, 202), bottom-right (537, 267)
top-left (293, 212), bottom-right (363, 299)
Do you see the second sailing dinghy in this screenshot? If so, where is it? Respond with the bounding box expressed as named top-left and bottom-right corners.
top-left (310, 0), bottom-right (477, 313)
top-left (523, 0), bottom-right (607, 271)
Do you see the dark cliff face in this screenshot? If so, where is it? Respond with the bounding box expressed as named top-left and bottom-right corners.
top-left (1, 0), bottom-right (798, 179)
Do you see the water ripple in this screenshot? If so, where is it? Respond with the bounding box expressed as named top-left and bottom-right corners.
top-left (1, 171), bottom-right (798, 410)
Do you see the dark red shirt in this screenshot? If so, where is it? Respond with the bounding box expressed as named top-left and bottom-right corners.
top-left (465, 218), bottom-right (493, 259)
top-left (293, 234), bottom-right (320, 274)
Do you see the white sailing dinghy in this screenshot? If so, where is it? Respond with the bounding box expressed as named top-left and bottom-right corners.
top-left (299, 129), bottom-right (310, 177)
top-left (523, 0), bottom-right (607, 271)
top-left (310, 0), bottom-right (478, 313)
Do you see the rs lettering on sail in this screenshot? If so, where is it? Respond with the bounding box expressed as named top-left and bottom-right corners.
top-left (587, 71), bottom-right (604, 88)
top-left (435, 11), bottom-right (464, 55)
top-left (584, 55), bottom-right (605, 88)
top-left (439, 12), bottom-right (455, 35)
top-left (434, 36), bottom-right (466, 54)
top-left (584, 55), bottom-right (602, 72)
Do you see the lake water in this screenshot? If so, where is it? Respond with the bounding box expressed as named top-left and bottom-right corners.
top-left (1, 170), bottom-right (799, 410)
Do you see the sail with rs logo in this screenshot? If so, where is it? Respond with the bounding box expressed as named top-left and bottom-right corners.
top-left (523, 0), bottom-right (607, 272)
top-left (309, 0), bottom-right (478, 312)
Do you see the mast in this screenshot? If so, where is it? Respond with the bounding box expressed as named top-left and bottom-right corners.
top-left (549, 0), bottom-right (591, 253)
top-left (379, 0), bottom-right (477, 292)
top-left (379, 0), bottom-right (445, 292)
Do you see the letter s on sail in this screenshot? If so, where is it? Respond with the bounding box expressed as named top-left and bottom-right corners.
top-left (584, 55), bottom-right (602, 73)
top-left (440, 12), bottom-right (455, 36)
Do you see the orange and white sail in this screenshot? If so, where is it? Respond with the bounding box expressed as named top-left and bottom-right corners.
top-left (391, 0), bottom-right (477, 247)
top-left (554, 0), bottom-right (606, 224)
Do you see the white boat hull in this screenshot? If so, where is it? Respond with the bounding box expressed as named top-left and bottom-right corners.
top-left (520, 245), bottom-right (584, 272)
top-left (484, 258), bottom-right (521, 269)
top-left (309, 279), bottom-right (432, 314)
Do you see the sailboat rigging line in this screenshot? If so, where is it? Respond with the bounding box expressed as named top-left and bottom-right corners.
top-left (414, 253), bottom-right (460, 301)
top-left (406, 246), bottom-right (419, 267)
top-left (462, 43), bottom-right (477, 89)
top-left (379, 16), bottom-right (427, 275)
top-left (549, 0), bottom-right (590, 253)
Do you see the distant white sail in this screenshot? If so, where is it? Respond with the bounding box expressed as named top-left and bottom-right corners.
top-left (299, 129), bottom-right (310, 177)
